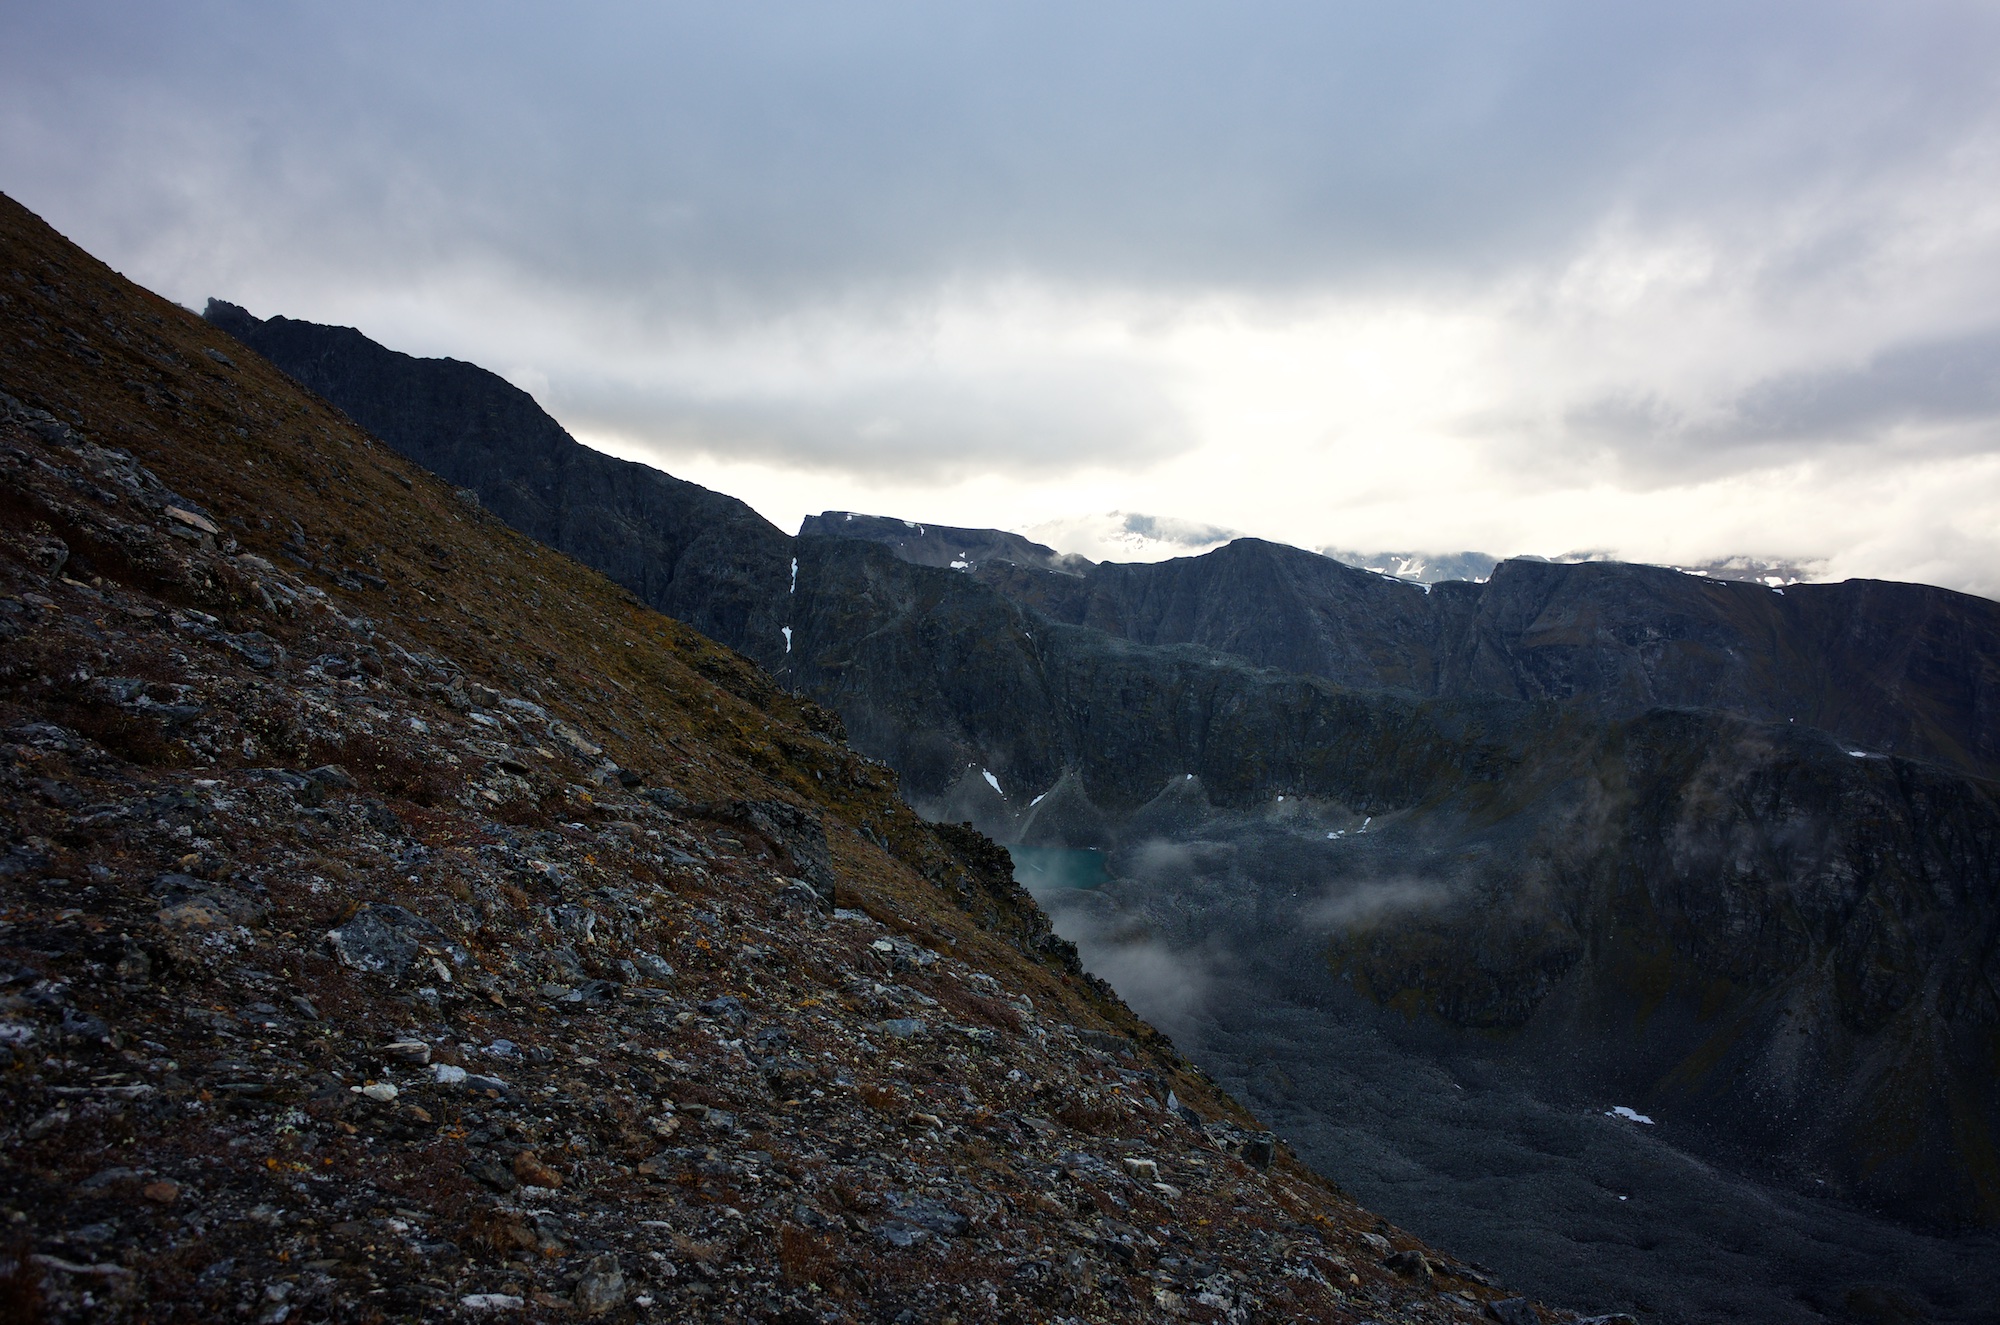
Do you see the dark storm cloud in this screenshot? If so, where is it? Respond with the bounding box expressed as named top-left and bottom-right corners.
top-left (1568, 324), bottom-right (2000, 465)
top-left (8, 1), bottom-right (1996, 308)
top-left (1731, 327), bottom-right (2000, 441)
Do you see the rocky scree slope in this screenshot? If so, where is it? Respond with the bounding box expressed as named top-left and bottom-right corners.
top-left (0, 194), bottom-right (1599, 1323)
top-left (199, 288), bottom-right (2000, 1232)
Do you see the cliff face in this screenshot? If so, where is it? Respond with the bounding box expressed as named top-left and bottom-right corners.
top-left (0, 192), bottom-right (1558, 1323)
top-left (192, 288), bottom-right (2000, 1236)
top-left (778, 535), bottom-right (1524, 831)
top-left (1432, 560), bottom-right (2000, 781)
top-left (972, 539), bottom-right (2000, 782)
top-left (975, 536), bottom-right (1446, 694)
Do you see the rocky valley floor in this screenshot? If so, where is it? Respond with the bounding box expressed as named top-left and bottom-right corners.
top-left (0, 192), bottom-right (1630, 1323)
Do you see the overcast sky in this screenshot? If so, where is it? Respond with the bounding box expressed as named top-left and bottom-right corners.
top-left (6, 2), bottom-right (2000, 593)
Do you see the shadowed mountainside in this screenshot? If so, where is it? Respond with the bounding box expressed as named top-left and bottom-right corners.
top-left (790, 506), bottom-right (2000, 785)
top-left (970, 539), bottom-right (2000, 783)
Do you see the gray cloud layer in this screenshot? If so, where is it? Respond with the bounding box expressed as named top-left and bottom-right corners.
top-left (1731, 327), bottom-right (2000, 443)
top-left (1565, 324), bottom-right (2000, 477)
top-left (12, 2), bottom-right (1994, 302)
top-left (6, 2), bottom-right (2000, 589)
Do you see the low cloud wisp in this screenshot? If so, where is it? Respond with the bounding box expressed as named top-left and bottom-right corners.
top-left (1299, 877), bottom-right (1453, 933)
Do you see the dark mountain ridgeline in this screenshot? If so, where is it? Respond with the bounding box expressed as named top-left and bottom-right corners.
top-left (201, 295), bottom-right (2000, 1244)
top-left (747, 489), bottom-right (2000, 788)
top-left (202, 300), bottom-right (796, 663)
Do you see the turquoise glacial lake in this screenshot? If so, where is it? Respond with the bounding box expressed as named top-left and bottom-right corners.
top-left (1006, 845), bottom-right (1110, 891)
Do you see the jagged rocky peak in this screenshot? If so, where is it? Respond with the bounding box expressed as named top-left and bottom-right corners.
top-left (0, 190), bottom-right (1583, 1321)
top-left (800, 510), bottom-right (1082, 574)
top-left (200, 297), bottom-right (263, 338)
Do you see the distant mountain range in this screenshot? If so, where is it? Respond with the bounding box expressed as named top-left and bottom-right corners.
top-left (206, 296), bottom-right (2000, 1246)
top-left (1321, 549), bottom-right (1824, 587)
top-left (790, 514), bottom-right (1822, 591)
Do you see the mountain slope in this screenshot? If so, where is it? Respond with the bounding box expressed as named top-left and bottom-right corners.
top-left (0, 194), bottom-right (1565, 1321)
top-left (783, 528), bottom-right (2000, 1227)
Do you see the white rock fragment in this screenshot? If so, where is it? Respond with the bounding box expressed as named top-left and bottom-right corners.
top-left (164, 505), bottom-right (220, 535)
top-left (381, 1039), bottom-right (431, 1065)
